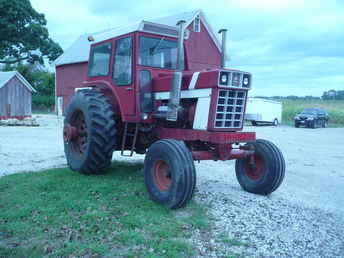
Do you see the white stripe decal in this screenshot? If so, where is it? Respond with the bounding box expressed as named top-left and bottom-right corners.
top-left (154, 88), bottom-right (211, 100)
top-left (189, 72), bottom-right (200, 90)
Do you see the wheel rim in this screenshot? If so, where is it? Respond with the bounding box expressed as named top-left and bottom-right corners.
top-left (244, 154), bottom-right (266, 181)
top-left (153, 160), bottom-right (172, 191)
top-left (64, 110), bottom-right (88, 155)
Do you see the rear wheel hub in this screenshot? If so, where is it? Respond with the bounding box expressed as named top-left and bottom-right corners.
top-left (63, 124), bottom-right (77, 142)
top-left (64, 111), bottom-right (88, 155)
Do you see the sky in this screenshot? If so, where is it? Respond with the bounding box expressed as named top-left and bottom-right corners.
top-left (31, 0), bottom-right (344, 97)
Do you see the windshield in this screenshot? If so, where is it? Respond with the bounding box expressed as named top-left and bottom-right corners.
top-left (301, 108), bottom-right (317, 115)
top-left (139, 36), bottom-right (178, 69)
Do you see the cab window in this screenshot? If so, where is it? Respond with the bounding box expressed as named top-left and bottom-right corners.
top-left (139, 36), bottom-right (177, 69)
top-left (88, 43), bottom-right (112, 77)
top-left (113, 37), bottom-right (132, 85)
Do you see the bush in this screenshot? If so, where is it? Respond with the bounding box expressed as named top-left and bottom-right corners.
top-left (32, 95), bottom-right (54, 110)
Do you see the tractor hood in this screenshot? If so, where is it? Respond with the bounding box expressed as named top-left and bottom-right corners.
top-left (152, 69), bottom-right (252, 92)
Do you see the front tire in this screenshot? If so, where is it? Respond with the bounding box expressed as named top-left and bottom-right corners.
top-left (63, 89), bottom-right (116, 174)
top-left (144, 139), bottom-right (196, 209)
top-left (310, 120), bottom-right (316, 129)
top-left (235, 139), bottom-right (285, 195)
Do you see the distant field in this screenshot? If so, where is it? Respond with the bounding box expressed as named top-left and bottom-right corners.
top-left (281, 99), bottom-right (344, 126)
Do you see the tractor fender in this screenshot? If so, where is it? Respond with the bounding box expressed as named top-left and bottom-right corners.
top-left (81, 80), bottom-right (121, 116)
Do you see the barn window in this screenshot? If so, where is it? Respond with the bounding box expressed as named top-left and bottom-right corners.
top-left (113, 37), bottom-right (132, 85)
top-left (88, 43), bottom-right (112, 77)
top-left (193, 15), bottom-right (201, 32)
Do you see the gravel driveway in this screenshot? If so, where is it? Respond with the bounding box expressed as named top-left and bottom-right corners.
top-left (1, 115), bottom-right (343, 257)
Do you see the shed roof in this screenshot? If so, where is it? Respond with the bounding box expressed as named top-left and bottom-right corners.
top-left (0, 71), bottom-right (36, 93)
top-left (55, 10), bottom-right (221, 67)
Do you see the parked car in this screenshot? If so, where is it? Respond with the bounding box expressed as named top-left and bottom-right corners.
top-left (245, 98), bottom-right (282, 126)
top-left (294, 108), bottom-right (329, 128)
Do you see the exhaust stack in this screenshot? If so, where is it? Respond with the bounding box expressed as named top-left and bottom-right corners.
top-left (167, 20), bottom-right (186, 121)
top-left (218, 29), bottom-right (228, 68)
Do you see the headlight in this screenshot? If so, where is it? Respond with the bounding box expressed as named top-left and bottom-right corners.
top-left (242, 74), bottom-right (251, 88)
top-left (219, 72), bottom-right (229, 85)
top-left (243, 77), bottom-right (249, 85)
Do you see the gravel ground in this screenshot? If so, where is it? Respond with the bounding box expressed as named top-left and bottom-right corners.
top-left (1, 115), bottom-right (343, 257)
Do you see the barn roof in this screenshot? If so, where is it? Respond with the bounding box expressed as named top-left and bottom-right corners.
top-left (0, 71), bottom-right (36, 93)
top-left (55, 10), bottom-right (221, 67)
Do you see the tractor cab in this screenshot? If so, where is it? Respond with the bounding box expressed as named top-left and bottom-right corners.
top-left (84, 31), bottom-right (179, 120)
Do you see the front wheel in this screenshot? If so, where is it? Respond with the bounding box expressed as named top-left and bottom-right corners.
top-left (235, 139), bottom-right (285, 195)
top-left (144, 139), bottom-right (196, 209)
top-left (310, 120), bottom-right (316, 129)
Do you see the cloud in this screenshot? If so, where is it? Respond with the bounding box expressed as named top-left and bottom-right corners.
top-left (30, 0), bottom-right (344, 96)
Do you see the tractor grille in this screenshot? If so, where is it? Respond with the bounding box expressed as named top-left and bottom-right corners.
top-left (214, 90), bottom-right (246, 129)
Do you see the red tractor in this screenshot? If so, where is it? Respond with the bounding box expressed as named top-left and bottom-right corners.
top-left (63, 19), bottom-right (285, 209)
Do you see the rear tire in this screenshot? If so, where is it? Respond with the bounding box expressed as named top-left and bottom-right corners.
top-left (64, 89), bottom-right (116, 174)
top-left (294, 121), bottom-right (300, 128)
top-left (144, 139), bottom-right (196, 209)
top-left (235, 139), bottom-right (285, 195)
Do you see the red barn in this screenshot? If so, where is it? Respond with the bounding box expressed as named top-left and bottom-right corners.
top-left (0, 71), bottom-right (36, 120)
top-left (54, 10), bottom-right (222, 114)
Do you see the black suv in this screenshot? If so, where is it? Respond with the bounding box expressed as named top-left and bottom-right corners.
top-left (294, 108), bottom-right (329, 128)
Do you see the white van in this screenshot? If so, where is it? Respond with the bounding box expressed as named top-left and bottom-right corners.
top-left (245, 98), bottom-right (282, 126)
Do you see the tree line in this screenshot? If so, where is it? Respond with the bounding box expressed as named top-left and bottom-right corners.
top-left (321, 90), bottom-right (344, 100)
top-left (255, 91), bottom-right (344, 101)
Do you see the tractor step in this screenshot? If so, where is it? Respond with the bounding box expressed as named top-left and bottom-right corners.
top-left (121, 122), bottom-right (139, 157)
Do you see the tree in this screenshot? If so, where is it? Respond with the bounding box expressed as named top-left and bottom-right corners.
top-left (0, 0), bottom-right (63, 65)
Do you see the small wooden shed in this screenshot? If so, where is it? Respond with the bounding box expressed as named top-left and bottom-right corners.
top-left (0, 71), bottom-right (36, 120)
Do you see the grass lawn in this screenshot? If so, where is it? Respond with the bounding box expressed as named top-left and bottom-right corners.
top-left (0, 162), bottom-right (210, 257)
